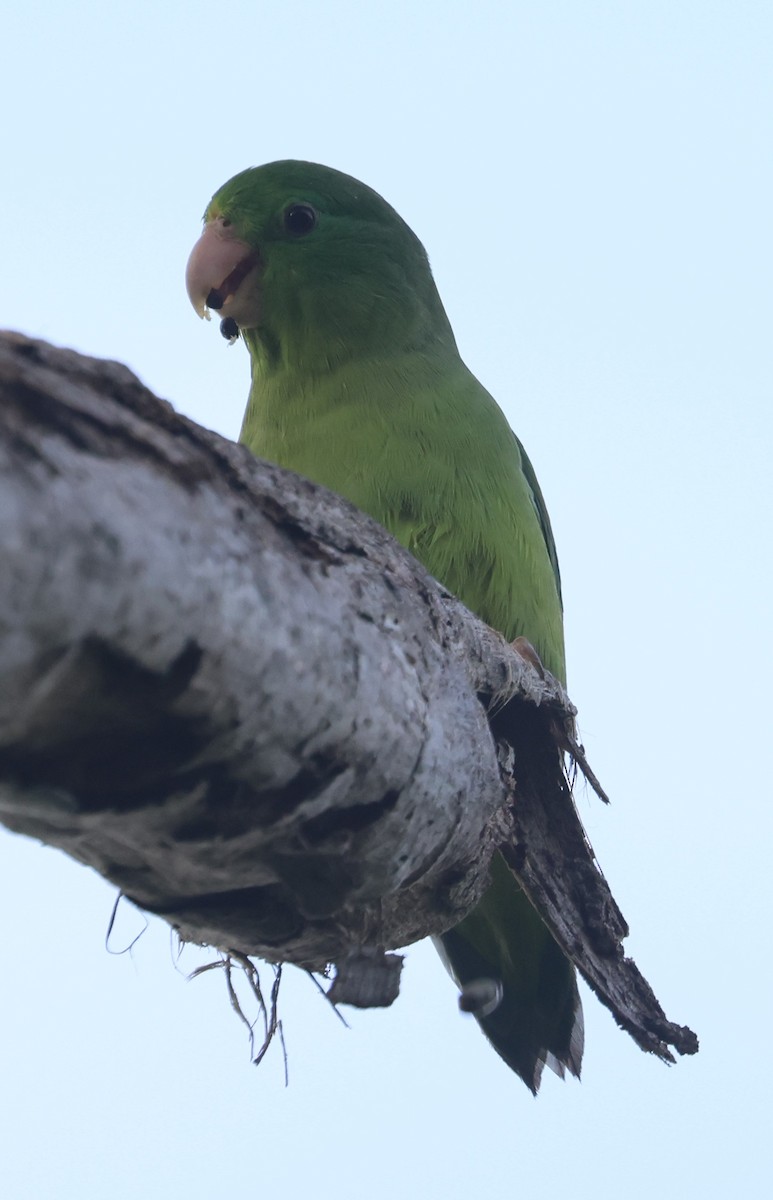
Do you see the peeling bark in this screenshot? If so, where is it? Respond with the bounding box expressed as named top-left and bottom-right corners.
top-left (0, 331), bottom-right (697, 1063)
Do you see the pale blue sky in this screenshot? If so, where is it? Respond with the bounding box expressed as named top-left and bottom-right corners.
top-left (1, 3), bottom-right (771, 1198)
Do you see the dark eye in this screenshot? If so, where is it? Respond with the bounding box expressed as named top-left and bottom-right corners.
top-left (283, 203), bottom-right (318, 236)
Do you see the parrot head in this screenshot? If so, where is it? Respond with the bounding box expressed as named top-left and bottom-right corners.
top-left (185, 160), bottom-right (455, 368)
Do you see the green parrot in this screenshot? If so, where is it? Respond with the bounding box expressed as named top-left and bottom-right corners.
top-left (186, 160), bottom-right (583, 1092)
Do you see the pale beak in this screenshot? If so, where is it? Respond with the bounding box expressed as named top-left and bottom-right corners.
top-left (185, 216), bottom-right (259, 321)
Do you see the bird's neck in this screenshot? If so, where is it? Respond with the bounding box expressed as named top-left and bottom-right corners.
top-left (237, 336), bottom-right (456, 498)
top-left (238, 343), bottom-right (400, 469)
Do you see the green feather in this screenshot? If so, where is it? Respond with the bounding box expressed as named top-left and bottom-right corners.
top-left (193, 160), bottom-right (583, 1090)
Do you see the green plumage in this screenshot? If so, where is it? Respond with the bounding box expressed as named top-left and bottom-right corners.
top-left (189, 160), bottom-right (583, 1091)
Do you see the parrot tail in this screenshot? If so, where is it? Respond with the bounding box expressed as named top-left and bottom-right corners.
top-left (436, 853), bottom-right (584, 1093)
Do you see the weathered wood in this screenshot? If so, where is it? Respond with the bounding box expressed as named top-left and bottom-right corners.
top-left (0, 331), bottom-right (697, 1062)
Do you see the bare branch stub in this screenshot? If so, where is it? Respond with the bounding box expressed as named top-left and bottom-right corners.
top-left (327, 950), bottom-right (404, 1009)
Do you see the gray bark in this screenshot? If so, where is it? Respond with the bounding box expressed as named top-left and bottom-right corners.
top-left (0, 331), bottom-right (697, 1062)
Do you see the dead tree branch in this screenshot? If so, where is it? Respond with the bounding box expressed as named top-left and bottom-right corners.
top-left (0, 331), bottom-right (697, 1062)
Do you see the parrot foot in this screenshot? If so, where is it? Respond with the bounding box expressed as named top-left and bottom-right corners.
top-left (510, 635), bottom-right (546, 678)
top-left (458, 977), bottom-right (503, 1019)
